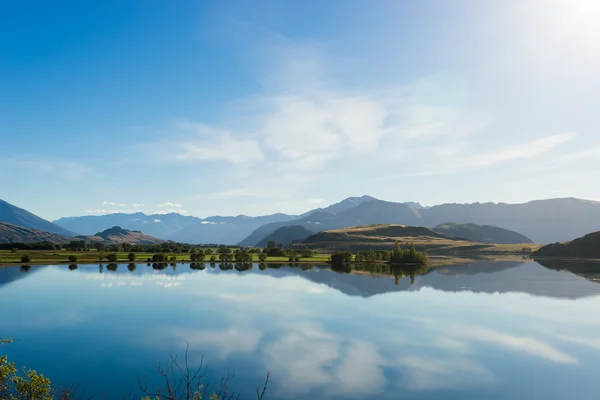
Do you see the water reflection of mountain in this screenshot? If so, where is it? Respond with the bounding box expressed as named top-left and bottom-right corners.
top-left (263, 261), bottom-right (600, 299)
top-left (2, 261), bottom-right (600, 300)
top-left (535, 258), bottom-right (600, 283)
top-left (0, 265), bottom-right (42, 287)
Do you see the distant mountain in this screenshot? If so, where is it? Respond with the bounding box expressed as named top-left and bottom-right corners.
top-left (53, 212), bottom-right (200, 238)
top-left (311, 195), bottom-right (378, 215)
top-left (242, 197), bottom-right (600, 245)
top-left (421, 198), bottom-right (600, 244)
top-left (0, 222), bottom-right (71, 244)
top-left (239, 200), bottom-right (422, 246)
top-left (167, 213), bottom-right (299, 244)
top-left (256, 226), bottom-right (313, 248)
top-left (0, 199), bottom-right (76, 236)
top-left (81, 226), bottom-right (166, 245)
top-left (433, 223), bottom-right (533, 244)
top-left (52, 196), bottom-right (600, 245)
top-left (534, 231), bottom-right (600, 259)
top-left (54, 211), bottom-right (298, 245)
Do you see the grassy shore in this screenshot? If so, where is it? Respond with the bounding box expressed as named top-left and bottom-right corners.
top-left (0, 249), bottom-right (331, 266)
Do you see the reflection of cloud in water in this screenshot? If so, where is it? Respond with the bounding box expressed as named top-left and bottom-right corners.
top-left (400, 356), bottom-right (494, 390)
top-left (328, 341), bottom-right (386, 396)
top-left (555, 335), bottom-right (600, 352)
top-left (456, 326), bottom-right (577, 364)
top-left (263, 323), bottom-right (387, 397)
top-left (173, 328), bottom-right (262, 360)
top-left (434, 337), bottom-right (470, 353)
top-left (264, 323), bottom-right (340, 396)
top-left (84, 272), bottom-right (187, 288)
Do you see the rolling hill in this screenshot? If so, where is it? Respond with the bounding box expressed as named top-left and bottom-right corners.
top-left (534, 231), bottom-right (600, 259)
top-left (0, 222), bottom-right (71, 244)
top-left (299, 224), bottom-right (474, 252)
top-left (0, 199), bottom-right (76, 236)
top-left (433, 223), bottom-right (533, 244)
top-left (297, 224), bottom-right (538, 254)
top-left (256, 225), bottom-right (313, 248)
top-left (81, 226), bottom-right (166, 245)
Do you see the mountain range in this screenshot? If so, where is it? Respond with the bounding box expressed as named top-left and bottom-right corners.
top-left (0, 199), bottom-right (75, 237)
top-left (2, 196), bottom-right (600, 245)
top-left (239, 197), bottom-right (597, 246)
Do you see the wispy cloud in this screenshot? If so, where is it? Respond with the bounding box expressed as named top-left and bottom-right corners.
top-left (3, 157), bottom-right (91, 180)
top-left (193, 188), bottom-right (266, 200)
top-left (102, 201), bottom-right (115, 206)
top-left (141, 126), bottom-right (263, 165)
top-left (307, 198), bottom-right (325, 204)
top-left (157, 202), bottom-right (182, 208)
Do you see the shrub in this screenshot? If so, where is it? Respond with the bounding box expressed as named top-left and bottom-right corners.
top-left (258, 253), bottom-right (267, 262)
top-left (128, 252), bottom-right (136, 262)
top-left (68, 255), bottom-right (78, 262)
top-left (20, 255), bottom-right (31, 263)
top-left (106, 253), bottom-right (118, 262)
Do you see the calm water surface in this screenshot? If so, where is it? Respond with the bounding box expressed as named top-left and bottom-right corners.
top-left (2, 260), bottom-right (600, 399)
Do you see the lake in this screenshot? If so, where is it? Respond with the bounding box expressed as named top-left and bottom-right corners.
top-left (2, 260), bottom-right (600, 399)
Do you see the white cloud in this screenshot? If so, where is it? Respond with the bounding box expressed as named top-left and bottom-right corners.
top-left (132, 203), bottom-right (145, 208)
top-left (157, 202), bottom-right (182, 208)
top-left (102, 201), bottom-right (115, 206)
top-left (200, 221), bottom-right (216, 225)
top-left (463, 132), bottom-right (577, 168)
top-left (117, 203), bottom-right (128, 207)
top-left (88, 209), bottom-right (118, 214)
top-left (193, 188), bottom-right (266, 200)
top-left (3, 157), bottom-right (91, 180)
top-left (143, 126), bottom-right (263, 165)
top-left (307, 198), bottom-right (325, 204)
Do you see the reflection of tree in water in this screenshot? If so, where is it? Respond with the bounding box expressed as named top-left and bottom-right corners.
top-left (331, 262), bottom-right (352, 274)
top-left (354, 263), bottom-right (429, 285)
top-left (69, 264), bottom-right (78, 270)
top-left (258, 263), bottom-right (267, 271)
top-left (267, 263), bottom-right (285, 269)
top-left (234, 263), bottom-right (253, 272)
top-left (190, 263), bottom-right (206, 270)
top-left (301, 264), bottom-right (315, 271)
top-left (20, 265), bottom-right (31, 272)
top-left (152, 263), bottom-right (168, 270)
top-left (128, 263), bottom-right (136, 272)
top-left (106, 264), bottom-right (118, 272)
top-left (219, 263), bottom-right (233, 271)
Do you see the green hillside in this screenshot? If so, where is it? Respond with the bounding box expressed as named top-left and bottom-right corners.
top-left (535, 231), bottom-right (600, 258)
top-left (433, 223), bottom-right (533, 244)
top-left (256, 225), bottom-right (313, 247)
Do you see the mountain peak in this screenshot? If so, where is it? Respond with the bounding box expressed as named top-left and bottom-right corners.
top-left (0, 199), bottom-right (77, 237)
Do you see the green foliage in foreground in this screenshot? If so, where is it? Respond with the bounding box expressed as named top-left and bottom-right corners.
top-left (1, 339), bottom-right (269, 400)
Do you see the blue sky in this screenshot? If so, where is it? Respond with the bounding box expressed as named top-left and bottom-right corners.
top-left (1, 0), bottom-right (599, 220)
